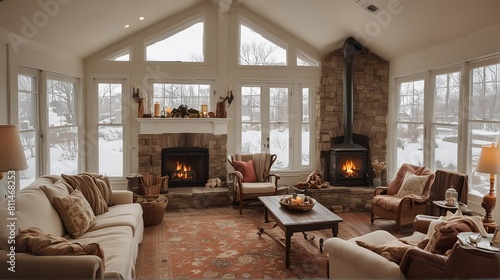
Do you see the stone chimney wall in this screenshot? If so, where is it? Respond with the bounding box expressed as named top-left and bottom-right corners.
top-left (315, 47), bottom-right (389, 181)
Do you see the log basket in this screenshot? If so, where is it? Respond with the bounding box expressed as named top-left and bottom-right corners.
top-left (135, 195), bottom-right (168, 226)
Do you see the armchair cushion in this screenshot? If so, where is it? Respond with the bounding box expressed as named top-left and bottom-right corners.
top-left (397, 172), bottom-right (432, 197)
top-left (239, 182), bottom-right (276, 194)
top-left (372, 195), bottom-right (403, 212)
top-left (231, 160), bottom-right (257, 182)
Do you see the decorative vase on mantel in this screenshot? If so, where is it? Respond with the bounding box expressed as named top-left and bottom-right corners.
top-left (373, 177), bottom-right (382, 187)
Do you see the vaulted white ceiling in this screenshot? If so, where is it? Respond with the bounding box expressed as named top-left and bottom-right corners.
top-left (0, 0), bottom-right (499, 61)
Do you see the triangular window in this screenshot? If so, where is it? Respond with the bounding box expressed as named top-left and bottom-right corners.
top-left (239, 20), bottom-right (287, 66)
top-left (146, 18), bottom-right (204, 62)
top-left (107, 49), bottom-right (130, 61)
top-left (297, 50), bottom-right (318, 67)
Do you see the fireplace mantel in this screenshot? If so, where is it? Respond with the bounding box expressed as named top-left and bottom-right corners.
top-left (136, 118), bottom-right (231, 135)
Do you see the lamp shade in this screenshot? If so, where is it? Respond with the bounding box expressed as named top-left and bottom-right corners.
top-left (475, 144), bottom-right (500, 175)
top-left (0, 125), bottom-right (28, 172)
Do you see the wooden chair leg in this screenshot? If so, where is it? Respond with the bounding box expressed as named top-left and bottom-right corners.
top-left (370, 213), bottom-right (375, 224)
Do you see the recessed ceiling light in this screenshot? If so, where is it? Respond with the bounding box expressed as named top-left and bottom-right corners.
top-left (366, 4), bottom-right (379, 14)
top-left (139, 16), bottom-right (145, 21)
top-left (125, 24), bottom-right (130, 28)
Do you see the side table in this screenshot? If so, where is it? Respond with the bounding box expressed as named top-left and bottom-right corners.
top-left (432, 200), bottom-right (473, 216)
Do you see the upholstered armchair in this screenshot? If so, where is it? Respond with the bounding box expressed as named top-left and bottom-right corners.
top-left (228, 153), bottom-right (281, 215)
top-left (371, 163), bottom-right (435, 232)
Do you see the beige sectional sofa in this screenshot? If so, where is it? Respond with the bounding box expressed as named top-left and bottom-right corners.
top-left (0, 175), bottom-right (144, 279)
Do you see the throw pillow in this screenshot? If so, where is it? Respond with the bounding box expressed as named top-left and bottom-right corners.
top-left (52, 189), bottom-right (97, 238)
top-left (232, 160), bottom-right (257, 182)
top-left (80, 172), bottom-right (114, 206)
top-left (396, 171), bottom-right (430, 197)
top-left (40, 180), bottom-right (71, 204)
top-left (355, 239), bottom-right (413, 265)
top-left (16, 227), bottom-right (105, 266)
top-left (62, 174), bottom-right (108, 215)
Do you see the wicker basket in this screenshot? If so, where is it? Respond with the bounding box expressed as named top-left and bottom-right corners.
top-left (135, 195), bottom-right (168, 227)
top-left (140, 183), bottom-right (161, 195)
top-left (279, 195), bottom-right (316, 211)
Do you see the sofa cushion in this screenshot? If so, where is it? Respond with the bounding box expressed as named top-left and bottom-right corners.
top-left (89, 204), bottom-right (143, 235)
top-left (16, 227), bottom-right (105, 265)
top-left (397, 172), bottom-right (431, 197)
top-left (73, 225), bottom-right (137, 279)
top-left (0, 179), bottom-right (67, 250)
top-left (53, 189), bottom-right (97, 238)
top-left (355, 239), bottom-right (413, 265)
top-left (62, 174), bottom-right (108, 215)
top-left (232, 160), bottom-right (257, 182)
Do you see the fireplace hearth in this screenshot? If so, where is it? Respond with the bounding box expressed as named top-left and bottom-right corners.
top-left (161, 147), bottom-right (209, 187)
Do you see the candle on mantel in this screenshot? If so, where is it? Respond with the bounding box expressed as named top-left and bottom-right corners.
top-left (154, 102), bottom-right (160, 117)
top-left (166, 107), bottom-right (172, 117)
top-left (201, 104), bottom-right (207, 118)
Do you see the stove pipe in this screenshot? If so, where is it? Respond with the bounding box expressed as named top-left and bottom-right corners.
top-left (343, 37), bottom-right (363, 144)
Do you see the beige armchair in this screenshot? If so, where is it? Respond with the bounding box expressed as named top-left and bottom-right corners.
top-left (228, 153), bottom-right (280, 215)
top-left (371, 163), bottom-right (435, 233)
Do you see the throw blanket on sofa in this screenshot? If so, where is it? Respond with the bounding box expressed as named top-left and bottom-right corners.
top-left (16, 227), bottom-right (105, 266)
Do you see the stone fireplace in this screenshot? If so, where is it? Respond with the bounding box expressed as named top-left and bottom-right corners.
top-left (137, 118), bottom-right (229, 188)
top-left (315, 38), bottom-right (389, 186)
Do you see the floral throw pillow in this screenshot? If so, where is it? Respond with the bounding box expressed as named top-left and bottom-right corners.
top-left (396, 171), bottom-right (430, 197)
top-left (52, 189), bottom-right (97, 238)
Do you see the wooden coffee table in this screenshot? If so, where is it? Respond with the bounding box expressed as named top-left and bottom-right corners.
top-left (258, 195), bottom-right (343, 268)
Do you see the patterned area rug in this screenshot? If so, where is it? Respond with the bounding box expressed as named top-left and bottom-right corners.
top-left (135, 206), bottom-right (363, 279)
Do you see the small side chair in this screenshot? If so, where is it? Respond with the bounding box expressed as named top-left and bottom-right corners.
top-left (228, 153), bottom-right (280, 215)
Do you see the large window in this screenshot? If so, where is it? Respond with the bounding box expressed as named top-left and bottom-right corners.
top-left (151, 82), bottom-right (212, 113)
top-left (468, 61), bottom-right (500, 196)
top-left (393, 59), bottom-right (500, 202)
top-left (239, 20), bottom-right (287, 66)
top-left (432, 70), bottom-right (461, 171)
top-left (47, 78), bottom-right (79, 175)
top-left (18, 71), bottom-right (39, 188)
top-left (240, 83), bottom-right (313, 170)
top-left (395, 78), bottom-right (425, 167)
top-left (97, 81), bottom-right (124, 176)
top-left (17, 70), bottom-right (80, 188)
top-left (145, 17), bottom-right (204, 62)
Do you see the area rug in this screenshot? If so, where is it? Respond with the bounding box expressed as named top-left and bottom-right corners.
top-left (135, 206), bottom-right (363, 279)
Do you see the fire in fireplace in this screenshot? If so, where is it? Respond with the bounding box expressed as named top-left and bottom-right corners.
top-left (161, 147), bottom-right (208, 187)
top-left (329, 37), bottom-right (369, 186)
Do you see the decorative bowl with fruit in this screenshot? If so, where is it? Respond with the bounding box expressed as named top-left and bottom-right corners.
top-left (279, 194), bottom-right (316, 211)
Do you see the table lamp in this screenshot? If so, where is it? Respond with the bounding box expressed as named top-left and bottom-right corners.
top-left (475, 143), bottom-right (500, 224)
top-left (0, 125), bottom-right (28, 195)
